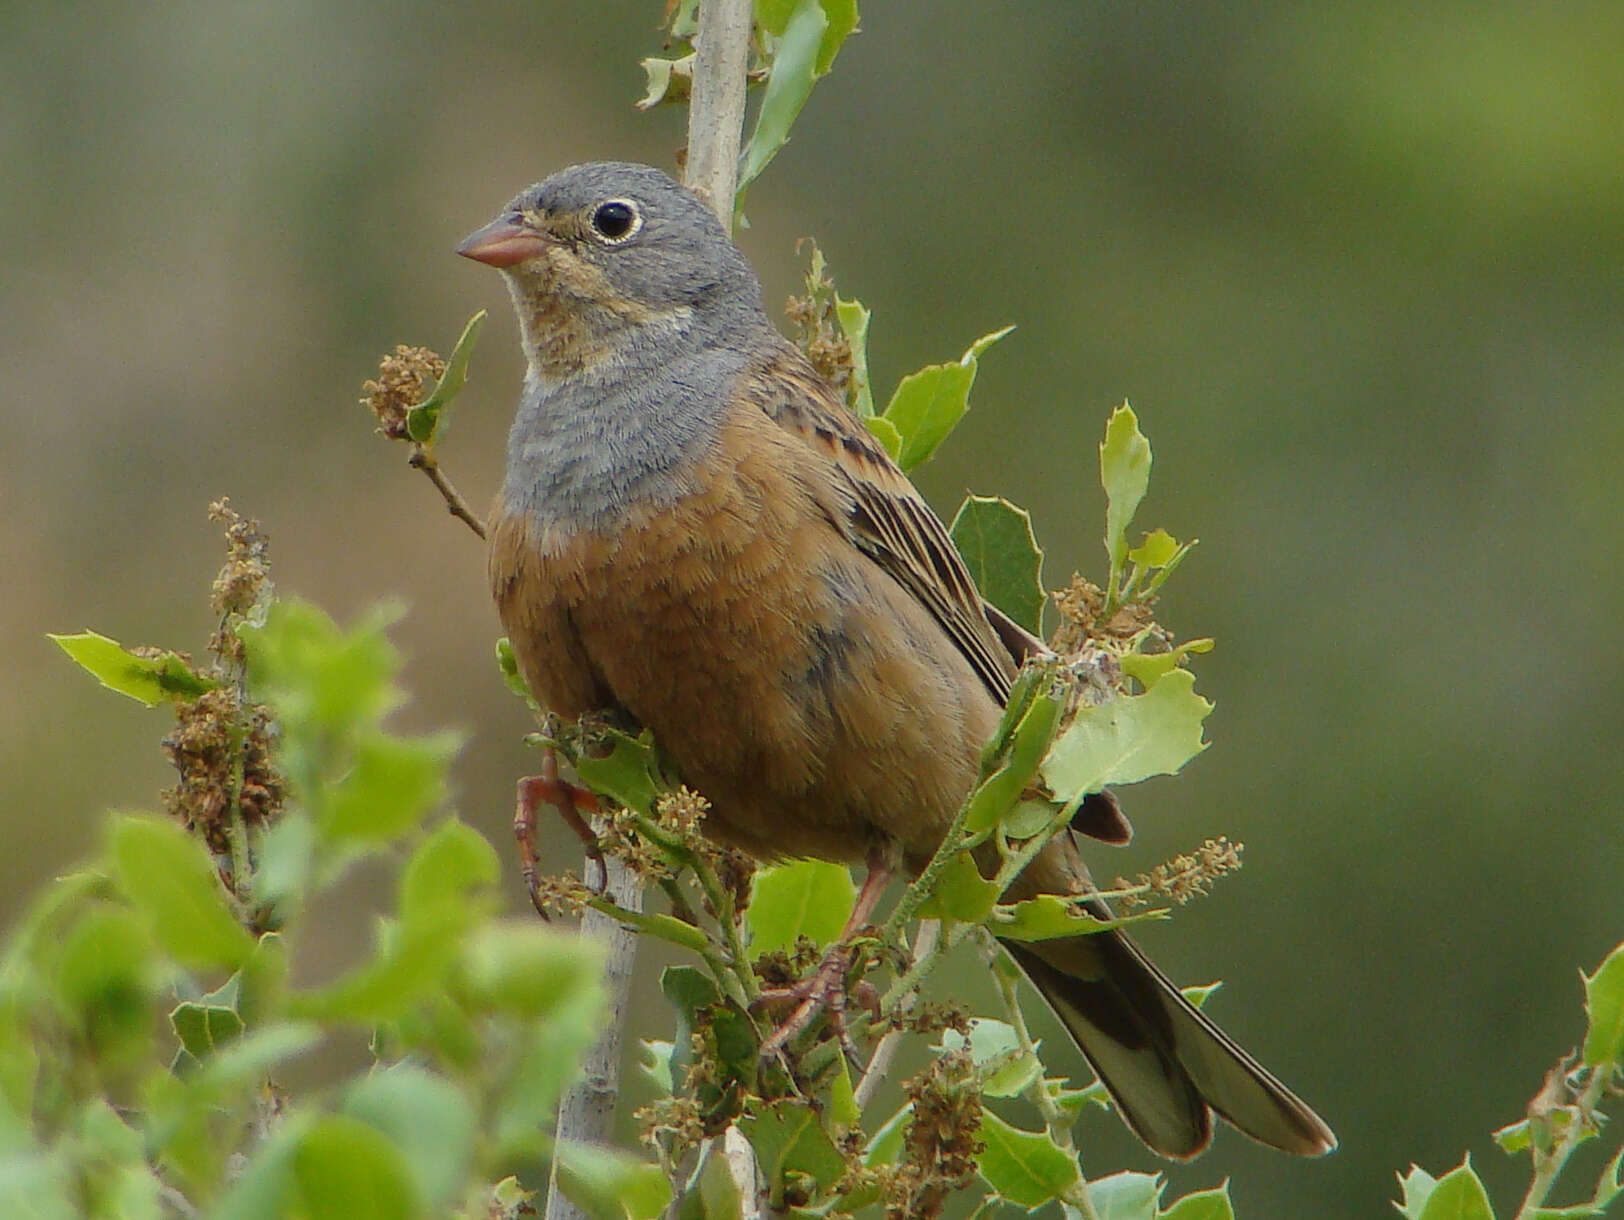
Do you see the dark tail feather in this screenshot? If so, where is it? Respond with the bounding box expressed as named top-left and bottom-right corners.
top-left (1001, 933), bottom-right (1337, 1159)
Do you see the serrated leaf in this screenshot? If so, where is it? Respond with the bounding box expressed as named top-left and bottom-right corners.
top-left (918, 851), bottom-right (998, 923)
top-left (555, 1142), bottom-right (671, 1220)
top-left (635, 53), bottom-right (693, 109)
top-left (1041, 669), bottom-right (1211, 803)
top-left (49, 631), bottom-right (216, 706)
top-left (109, 815), bottom-right (252, 972)
top-left (748, 860), bottom-right (855, 956)
top-left (1127, 528), bottom-right (1180, 569)
top-left (404, 310), bottom-right (485, 446)
top-left (1492, 1118), bottom-right (1532, 1154)
top-left (1089, 1170), bottom-right (1163, 1219)
top-left (950, 495), bottom-right (1045, 634)
top-left (573, 728), bottom-right (663, 814)
top-left (882, 327), bottom-right (1012, 470)
top-left (1415, 1159), bottom-right (1493, 1220)
top-left (1582, 940), bottom-right (1624, 1065)
top-left (170, 1001), bottom-right (244, 1060)
top-left (460, 923), bottom-right (605, 1022)
top-left (1100, 403), bottom-right (1152, 577)
top-left (940, 1020), bottom-right (1040, 1099)
top-left (976, 1107), bottom-right (1081, 1209)
top-left (400, 819), bottom-right (499, 936)
top-left (737, 0), bottom-right (829, 206)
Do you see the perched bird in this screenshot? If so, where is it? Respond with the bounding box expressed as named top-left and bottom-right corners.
top-left (460, 161), bottom-right (1335, 1159)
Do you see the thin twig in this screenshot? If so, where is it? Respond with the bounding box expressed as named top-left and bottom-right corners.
top-left (855, 918), bottom-right (941, 1109)
top-left (408, 447), bottom-right (487, 539)
top-left (1513, 1065), bottom-right (1614, 1220)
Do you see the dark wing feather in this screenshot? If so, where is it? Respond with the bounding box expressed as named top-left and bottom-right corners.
top-left (745, 345), bottom-right (1016, 703)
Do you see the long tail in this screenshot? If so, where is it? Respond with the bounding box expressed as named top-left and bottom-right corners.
top-left (1001, 929), bottom-right (1337, 1159)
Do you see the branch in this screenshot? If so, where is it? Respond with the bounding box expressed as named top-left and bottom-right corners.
top-left (684, 0), bottom-right (752, 224)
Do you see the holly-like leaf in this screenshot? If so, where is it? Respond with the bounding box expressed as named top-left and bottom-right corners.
top-left (342, 1066), bottom-right (475, 1213)
top-left (1041, 669), bottom-right (1212, 803)
top-left (1088, 1170), bottom-right (1163, 1219)
top-left (1414, 1159), bottom-right (1493, 1220)
top-left (1160, 1182), bottom-right (1235, 1219)
top-left (882, 327), bottom-right (1012, 470)
top-left (992, 895), bottom-right (1163, 942)
top-left (976, 1107), bottom-right (1081, 1209)
top-left (950, 495), bottom-right (1045, 635)
top-left (837, 294), bottom-right (874, 417)
top-left (747, 860), bottom-right (856, 956)
top-left (49, 631), bottom-right (216, 706)
top-left (742, 1100), bottom-right (847, 1195)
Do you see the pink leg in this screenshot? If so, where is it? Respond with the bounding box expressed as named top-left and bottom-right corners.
top-left (514, 747), bottom-right (606, 917)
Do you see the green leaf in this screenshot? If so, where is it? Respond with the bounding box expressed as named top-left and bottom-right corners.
top-left (242, 599), bottom-right (403, 746)
top-left (950, 495), bottom-right (1046, 634)
top-left (195, 1022), bottom-right (322, 1095)
top-left (109, 814), bottom-right (253, 972)
top-left (737, 0), bottom-right (830, 205)
top-left (881, 327), bottom-right (1013, 470)
top-left (991, 894), bottom-right (1161, 942)
top-left (1414, 1158), bottom-right (1493, 1220)
top-left (864, 1103), bottom-right (912, 1166)
top-left (493, 985), bottom-right (608, 1153)
top-left (635, 53), bottom-right (693, 110)
top-left (404, 310), bottom-right (485, 446)
top-left (400, 819), bottom-right (500, 935)
top-left (573, 728), bottom-right (664, 815)
top-left (56, 906), bottom-right (158, 1061)
top-left (836, 295), bottom-right (874, 417)
top-left (747, 860), bottom-right (856, 955)
top-left (639, 1039), bottom-right (677, 1096)
top-left (1127, 528), bottom-right (1180, 569)
top-left (742, 1100), bottom-right (847, 1195)
top-left (1089, 1170), bottom-right (1163, 1219)
top-left (496, 637), bottom-right (539, 708)
top-left (756, 0), bottom-right (859, 73)
top-left (49, 631), bottom-right (216, 706)
top-left (1160, 1182), bottom-right (1235, 1219)
top-left (343, 1066), bottom-right (474, 1212)
top-left (170, 1000), bottom-right (244, 1060)
top-left (939, 1020), bottom-right (1039, 1098)
top-left (292, 1115), bottom-right (415, 1220)
top-left (918, 851), bottom-right (999, 923)
top-left (863, 413), bottom-right (902, 459)
top-left (320, 729), bottom-right (460, 844)
top-left (1582, 940), bottom-right (1624, 1065)
top-left (1041, 669), bottom-right (1212, 803)
top-left (1100, 403), bottom-right (1152, 579)
top-left (554, 1141), bottom-right (672, 1220)
top-left (461, 923), bottom-right (605, 1021)
top-left (975, 1107), bottom-right (1081, 1209)
top-left (963, 681), bottom-right (1064, 838)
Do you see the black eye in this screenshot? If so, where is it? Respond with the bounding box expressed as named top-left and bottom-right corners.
top-left (590, 199), bottom-right (640, 242)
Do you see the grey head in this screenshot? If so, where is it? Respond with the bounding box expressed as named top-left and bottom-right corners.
top-left (458, 161), bottom-right (772, 381)
top-left (460, 162), bottom-right (779, 528)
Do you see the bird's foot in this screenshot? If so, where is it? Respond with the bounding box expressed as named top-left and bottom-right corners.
top-left (514, 748), bottom-right (605, 918)
top-left (754, 943), bottom-right (879, 1068)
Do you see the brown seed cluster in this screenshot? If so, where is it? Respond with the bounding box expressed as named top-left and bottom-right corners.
top-left (162, 687), bottom-right (284, 865)
top-left (785, 242), bottom-right (858, 408)
top-left (1050, 572), bottom-right (1158, 656)
top-left (885, 1051), bottom-right (984, 1220)
top-left (207, 499), bottom-right (271, 664)
top-left (360, 344), bottom-right (446, 439)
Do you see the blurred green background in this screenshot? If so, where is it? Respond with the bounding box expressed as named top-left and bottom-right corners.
top-left (5, 1), bottom-right (1621, 1214)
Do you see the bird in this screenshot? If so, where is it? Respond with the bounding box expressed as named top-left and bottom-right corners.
top-left (459, 160), bottom-right (1335, 1160)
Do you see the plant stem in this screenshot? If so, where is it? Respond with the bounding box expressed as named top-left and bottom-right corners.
top-left (685, 0), bottom-right (752, 220)
top-left (1513, 1065), bottom-right (1614, 1220)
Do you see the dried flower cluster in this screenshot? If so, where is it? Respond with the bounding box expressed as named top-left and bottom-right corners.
top-left (208, 498), bottom-right (271, 663)
top-left (884, 1051), bottom-right (984, 1220)
top-left (360, 344), bottom-right (446, 439)
top-left (785, 242), bottom-right (858, 407)
top-left (1050, 572), bottom-right (1158, 656)
top-left (1114, 836), bottom-right (1244, 910)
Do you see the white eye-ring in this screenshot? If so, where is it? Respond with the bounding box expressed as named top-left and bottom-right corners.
top-left (589, 198), bottom-right (642, 243)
